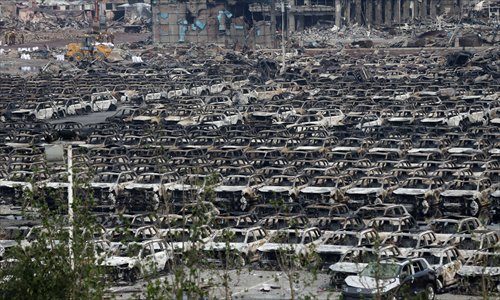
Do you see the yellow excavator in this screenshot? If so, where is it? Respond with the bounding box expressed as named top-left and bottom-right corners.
top-left (66, 35), bottom-right (112, 62)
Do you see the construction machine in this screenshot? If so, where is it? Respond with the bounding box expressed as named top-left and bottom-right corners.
top-left (66, 35), bottom-right (112, 61)
top-left (65, 0), bottom-right (113, 62)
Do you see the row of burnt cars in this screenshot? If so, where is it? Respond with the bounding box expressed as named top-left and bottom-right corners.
top-left (1, 207), bottom-right (498, 297)
top-left (0, 118), bottom-right (498, 222)
top-left (0, 49), bottom-right (499, 297)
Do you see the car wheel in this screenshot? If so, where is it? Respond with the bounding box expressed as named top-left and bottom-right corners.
top-left (467, 200), bottom-right (480, 217)
top-left (126, 268), bottom-right (139, 283)
top-left (109, 104), bottom-right (117, 111)
top-left (162, 259), bottom-right (172, 274)
top-left (387, 294), bottom-right (397, 300)
top-left (234, 254), bottom-right (246, 268)
top-left (425, 284), bottom-right (436, 300)
top-left (436, 278), bottom-right (444, 293)
top-left (420, 199), bottom-right (430, 215)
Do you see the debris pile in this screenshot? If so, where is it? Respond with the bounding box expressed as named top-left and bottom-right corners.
top-left (291, 24), bottom-right (392, 48)
top-left (291, 16), bottom-right (499, 49)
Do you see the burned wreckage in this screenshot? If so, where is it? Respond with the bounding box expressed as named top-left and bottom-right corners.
top-left (1, 26), bottom-right (500, 297)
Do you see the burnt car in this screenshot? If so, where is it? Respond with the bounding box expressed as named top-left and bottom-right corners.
top-left (458, 252), bottom-right (500, 294)
top-left (440, 178), bottom-right (493, 217)
top-left (391, 177), bottom-right (445, 219)
top-left (213, 174), bottom-right (264, 212)
top-left (345, 176), bottom-right (399, 209)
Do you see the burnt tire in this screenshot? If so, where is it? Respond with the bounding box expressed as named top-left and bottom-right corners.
top-left (436, 278), bottom-right (444, 293)
top-left (467, 200), bottom-right (481, 217)
top-left (126, 268), bottom-right (140, 283)
top-left (109, 104), bottom-right (117, 111)
top-left (162, 260), bottom-right (172, 274)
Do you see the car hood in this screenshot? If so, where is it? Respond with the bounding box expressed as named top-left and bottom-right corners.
top-left (214, 185), bottom-right (246, 192)
top-left (102, 256), bottom-right (137, 267)
top-left (408, 148), bottom-right (441, 153)
top-left (329, 262), bottom-right (367, 274)
top-left (204, 242), bottom-right (246, 251)
top-left (12, 109), bottom-right (32, 114)
top-left (258, 243), bottom-right (302, 252)
top-left (393, 188), bottom-right (428, 195)
top-left (369, 148), bottom-right (401, 153)
top-left (316, 245), bottom-right (350, 254)
top-left (440, 190), bottom-right (477, 197)
top-left (124, 184), bottom-right (160, 191)
top-left (166, 184), bottom-right (198, 191)
top-left (133, 116), bottom-right (158, 122)
top-left (346, 187), bottom-right (382, 195)
top-left (295, 146), bottom-right (323, 151)
top-left (258, 186), bottom-right (292, 193)
top-left (447, 148), bottom-right (481, 154)
top-left (421, 118), bottom-right (445, 123)
top-left (345, 275), bottom-right (400, 292)
top-left (331, 146), bottom-right (360, 152)
top-left (388, 117), bottom-right (413, 122)
top-left (43, 182), bottom-right (70, 189)
top-left (90, 183), bottom-right (115, 189)
top-left (0, 181), bottom-right (32, 189)
top-left (252, 112), bottom-right (275, 117)
top-left (300, 186), bottom-right (336, 194)
top-left (458, 265), bottom-right (500, 277)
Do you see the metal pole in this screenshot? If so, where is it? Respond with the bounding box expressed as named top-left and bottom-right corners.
top-left (280, 1), bottom-right (286, 74)
top-left (398, 0), bottom-right (402, 35)
top-left (67, 145), bottom-right (74, 270)
top-left (271, 0), bottom-right (277, 48)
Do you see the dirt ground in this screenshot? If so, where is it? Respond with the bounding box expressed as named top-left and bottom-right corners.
top-left (1, 31), bottom-right (147, 50)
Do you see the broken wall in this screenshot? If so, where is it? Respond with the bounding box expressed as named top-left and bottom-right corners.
top-left (152, 0), bottom-right (274, 47)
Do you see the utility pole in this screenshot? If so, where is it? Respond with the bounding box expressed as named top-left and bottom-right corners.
top-left (67, 145), bottom-right (74, 270)
top-left (44, 144), bottom-right (75, 270)
top-left (270, 0), bottom-right (277, 48)
top-left (280, 0), bottom-right (286, 74)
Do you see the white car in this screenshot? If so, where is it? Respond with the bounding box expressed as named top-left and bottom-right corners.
top-left (10, 102), bottom-right (57, 120)
top-left (90, 92), bottom-right (118, 112)
top-left (89, 172), bottom-right (135, 210)
top-left (257, 227), bottom-right (323, 268)
top-left (101, 239), bottom-right (173, 282)
top-left (203, 227), bottom-right (268, 266)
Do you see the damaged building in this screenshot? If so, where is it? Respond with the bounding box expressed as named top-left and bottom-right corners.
top-left (151, 0), bottom-right (273, 47)
top-left (0, 0), bottom-right (151, 30)
top-left (151, 0), bottom-right (499, 47)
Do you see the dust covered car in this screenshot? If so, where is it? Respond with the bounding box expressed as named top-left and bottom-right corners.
top-left (203, 227), bottom-right (268, 267)
top-left (101, 239), bottom-right (173, 283)
top-left (257, 227), bottom-right (322, 269)
top-left (458, 252), bottom-right (500, 294)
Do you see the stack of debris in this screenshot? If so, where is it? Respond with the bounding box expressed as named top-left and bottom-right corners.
top-left (291, 24), bottom-right (395, 48)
